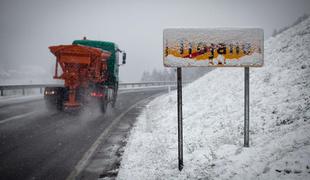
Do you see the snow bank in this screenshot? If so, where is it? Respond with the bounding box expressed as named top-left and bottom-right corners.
top-left (117, 18), bottom-right (310, 180)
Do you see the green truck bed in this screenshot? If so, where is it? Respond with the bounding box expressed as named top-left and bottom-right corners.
top-left (72, 40), bottom-right (119, 86)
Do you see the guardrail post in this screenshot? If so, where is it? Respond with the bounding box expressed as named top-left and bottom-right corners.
top-left (22, 88), bottom-right (25, 96)
top-left (0, 89), bottom-right (3, 96)
top-left (40, 87), bottom-right (43, 94)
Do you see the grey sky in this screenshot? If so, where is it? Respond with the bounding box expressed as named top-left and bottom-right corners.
top-left (0, 0), bottom-right (309, 82)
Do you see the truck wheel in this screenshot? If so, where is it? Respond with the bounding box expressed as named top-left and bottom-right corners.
top-left (56, 97), bottom-right (64, 111)
top-left (100, 99), bottom-right (108, 113)
top-left (44, 87), bottom-right (64, 112)
top-left (45, 99), bottom-right (56, 111)
top-left (112, 84), bottom-right (118, 108)
top-left (112, 95), bottom-right (117, 108)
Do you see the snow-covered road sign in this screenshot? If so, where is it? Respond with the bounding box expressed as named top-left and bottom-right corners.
top-left (163, 28), bottom-right (264, 67)
top-left (164, 28), bottom-right (264, 171)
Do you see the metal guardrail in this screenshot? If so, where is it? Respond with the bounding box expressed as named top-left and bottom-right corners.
top-left (119, 81), bottom-right (179, 88)
top-left (0, 84), bottom-right (61, 96)
top-left (0, 81), bottom-right (185, 96)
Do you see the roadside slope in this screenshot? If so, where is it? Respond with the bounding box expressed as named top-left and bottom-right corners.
top-left (118, 18), bottom-right (310, 180)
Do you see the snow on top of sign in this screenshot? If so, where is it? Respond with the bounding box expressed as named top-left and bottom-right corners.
top-left (117, 17), bottom-right (310, 180)
top-left (164, 28), bottom-right (263, 44)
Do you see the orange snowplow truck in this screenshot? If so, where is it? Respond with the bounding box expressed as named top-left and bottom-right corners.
top-left (44, 39), bottom-right (126, 113)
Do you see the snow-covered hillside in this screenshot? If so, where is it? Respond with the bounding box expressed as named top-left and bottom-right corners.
top-left (117, 18), bottom-right (310, 179)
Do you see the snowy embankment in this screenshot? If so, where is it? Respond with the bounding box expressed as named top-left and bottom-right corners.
top-left (117, 18), bottom-right (310, 180)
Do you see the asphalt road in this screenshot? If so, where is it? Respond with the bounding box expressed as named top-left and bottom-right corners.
top-left (0, 87), bottom-right (167, 180)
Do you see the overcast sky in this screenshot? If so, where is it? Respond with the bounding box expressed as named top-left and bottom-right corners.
top-left (0, 0), bottom-right (309, 82)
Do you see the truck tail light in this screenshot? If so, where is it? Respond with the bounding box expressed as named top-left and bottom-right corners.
top-left (90, 92), bottom-right (104, 97)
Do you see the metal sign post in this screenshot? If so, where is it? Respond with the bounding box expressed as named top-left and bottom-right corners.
top-left (177, 67), bottom-right (183, 171)
top-left (244, 67), bottom-right (250, 147)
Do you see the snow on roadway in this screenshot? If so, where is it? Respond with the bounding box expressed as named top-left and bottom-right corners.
top-left (117, 18), bottom-right (310, 179)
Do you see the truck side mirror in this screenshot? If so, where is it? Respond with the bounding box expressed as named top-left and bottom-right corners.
top-left (122, 52), bottom-right (126, 64)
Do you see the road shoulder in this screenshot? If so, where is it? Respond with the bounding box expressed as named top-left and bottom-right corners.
top-left (69, 93), bottom-right (161, 180)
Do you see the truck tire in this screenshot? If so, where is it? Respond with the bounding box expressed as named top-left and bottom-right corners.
top-left (100, 99), bottom-right (108, 113)
top-left (112, 83), bottom-right (118, 108)
top-left (45, 98), bottom-right (56, 111)
top-left (56, 96), bottom-right (64, 111)
top-left (44, 87), bottom-right (65, 112)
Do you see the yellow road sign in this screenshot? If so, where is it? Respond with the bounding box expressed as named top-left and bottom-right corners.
top-left (163, 28), bottom-right (264, 67)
